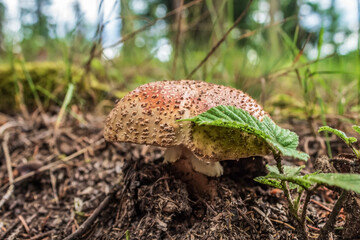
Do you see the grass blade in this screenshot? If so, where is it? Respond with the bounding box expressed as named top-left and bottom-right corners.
top-left (55, 83), bottom-right (75, 129)
top-left (19, 56), bottom-right (44, 113)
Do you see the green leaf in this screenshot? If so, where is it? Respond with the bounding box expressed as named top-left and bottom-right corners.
top-left (266, 172), bottom-right (312, 190)
top-left (254, 176), bottom-right (284, 190)
top-left (266, 165), bottom-right (304, 177)
top-left (257, 165), bottom-right (310, 190)
top-left (180, 106), bottom-right (309, 161)
top-left (258, 173), bottom-right (310, 190)
top-left (259, 165), bottom-right (312, 190)
top-left (319, 126), bottom-right (357, 145)
top-left (266, 165), bottom-right (280, 174)
top-left (306, 173), bottom-right (360, 194)
top-left (283, 165), bottom-right (304, 177)
top-left (352, 125), bottom-right (360, 136)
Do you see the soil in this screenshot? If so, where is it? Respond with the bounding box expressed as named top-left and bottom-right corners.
top-left (0, 110), bottom-right (357, 239)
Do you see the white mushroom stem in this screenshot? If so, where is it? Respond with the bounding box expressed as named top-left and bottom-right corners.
top-left (164, 146), bottom-right (223, 177)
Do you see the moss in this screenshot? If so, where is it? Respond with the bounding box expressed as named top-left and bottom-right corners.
top-left (191, 125), bottom-right (269, 162)
top-left (0, 62), bottom-right (104, 113)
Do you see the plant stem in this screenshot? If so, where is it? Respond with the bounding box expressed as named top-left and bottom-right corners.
top-left (273, 152), bottom-right (309, 239)
top-left (301, 184), bottom-right (319, 226)
top-left (318, 190), bottom-right (348, 240)
top-left (274, 153), bottom-right (294, 206)
top-left (274, 152), bottom-right (283, 173)
top-left (349, 144), bottom-right (360, 159)
top-left (274, 153), bottom-right (294, 205)
top-left (294, 188), bottom-right (304, 212)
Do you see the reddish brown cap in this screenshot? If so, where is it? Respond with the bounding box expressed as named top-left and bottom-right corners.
top-left (104, 80), bottom-right (269, 162)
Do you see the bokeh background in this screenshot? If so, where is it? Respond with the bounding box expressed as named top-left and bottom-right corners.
top-left (0, 0), bottom-right (359, 120)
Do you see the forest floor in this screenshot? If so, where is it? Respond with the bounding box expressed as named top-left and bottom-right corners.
top-left (0, 110), bottom-right (356, 240)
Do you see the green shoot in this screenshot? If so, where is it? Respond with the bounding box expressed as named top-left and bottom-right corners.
top-left (125, 230), bottom-right (130, 240)
top-left (55, 45), bottom-right (76, 130)
top-left (352, 125), bottom-right (360, 135)
top-left (55, 83), bottom-right (75, 130)
top-left (36, 85), bottom-right (86, 124)
top-left (318, 126), bottom-right (357, 145)
top-left (318, 126), bottom-right (360, 159)
top-left (19, 55), bottom-right (44, 113)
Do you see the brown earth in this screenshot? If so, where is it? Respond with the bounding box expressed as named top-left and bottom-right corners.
top-left (0, 110), bottom-right (356, 239)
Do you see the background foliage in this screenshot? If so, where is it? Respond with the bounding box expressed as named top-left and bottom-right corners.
top-left (0, 0), bottom-right (359, 119)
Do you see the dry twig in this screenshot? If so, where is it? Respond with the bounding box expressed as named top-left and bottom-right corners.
top-left (252, 206), bottom-right (274, 229)
top-left (7, 214), bottom-right (37, 240)
top-left (269, 218), bottom-right (296, 231)
top-left (18, 215), bottom-right (30, 233)
top-left (0, 219), bottom-right (19, 239)
top-left (237, 208), bottom-right (256, 231)
top-left (0, 133), bottom-right (14, 209)
top-left (29, 230), bottom-right (55, 240)
top-left (311, 199), bottom-right (332, 212)
top-left (63, 186), bottom-right (119, 240)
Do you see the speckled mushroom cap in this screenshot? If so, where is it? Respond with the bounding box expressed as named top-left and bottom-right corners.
top-left (104, 80), bottom-right (270, 162)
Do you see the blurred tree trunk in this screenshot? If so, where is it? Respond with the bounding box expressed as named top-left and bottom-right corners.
top-left (0, 1), bottom-right (5, 53)
top-left (328, 0), bottom-right (338, 52)
top-left (268, 0), bottom-right (280, 54)
top-left (172, 0), bottom-right (212, 45)
top-left (72, 0), bottom-right (85, 37)
top-left (35, 0), bottom-right (52, 38)
top-left (20, 0), bottom-right (52, 39)
top-left (120, 1), bottom-right (135, 58)
top-left (357, 0), bottom-right (360, 105)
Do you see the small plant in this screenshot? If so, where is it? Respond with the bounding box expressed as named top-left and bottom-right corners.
top-left (125, 229), bottom-right (130, 240)
top-left (319, 125), bottom-right (360, 159)
top-left (182, 105), bottom-right (360, 239)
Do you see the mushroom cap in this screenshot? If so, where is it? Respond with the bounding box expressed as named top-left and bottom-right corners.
top-left (104, 80), bottom-right (269, 162)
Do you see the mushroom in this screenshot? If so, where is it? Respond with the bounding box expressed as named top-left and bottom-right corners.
top-left (104, 80), bottom-right (269, 177)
